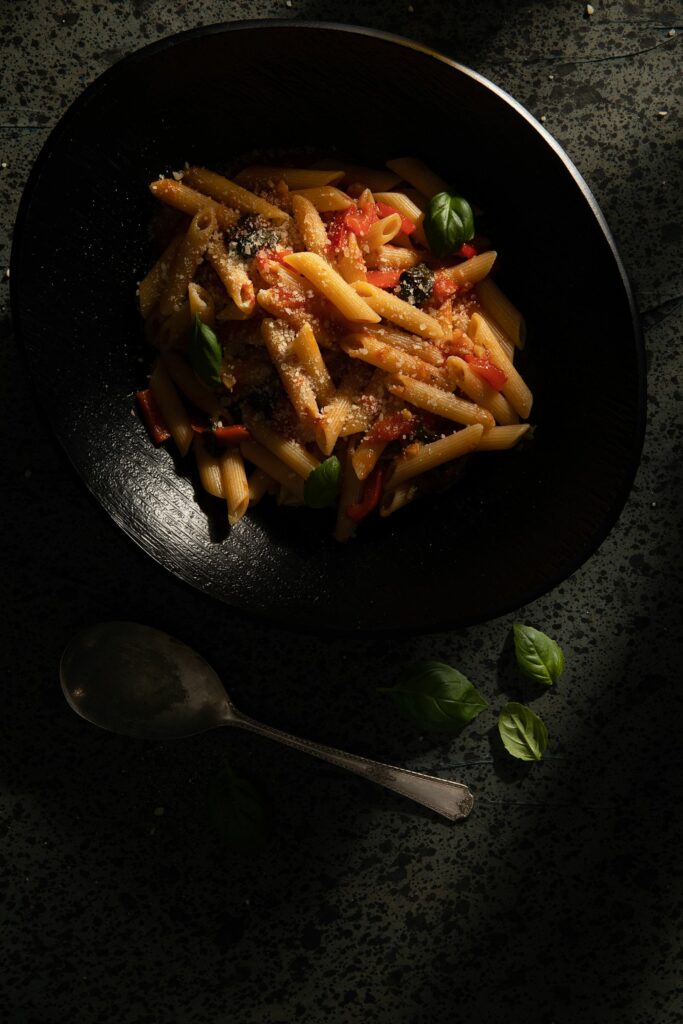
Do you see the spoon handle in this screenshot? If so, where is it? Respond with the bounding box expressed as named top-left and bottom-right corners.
top-left (232, 713), bottom-right (474, 821)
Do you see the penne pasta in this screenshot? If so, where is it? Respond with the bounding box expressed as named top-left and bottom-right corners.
top-left (291, 194), bottom-right (329, 257)
top-left (445, 356), bottom-right (519, 425)
top-left (159, 206), bottom-right (217, 317)
top-left (240, 439), bottom-right (305, 502)
top-left (314, 159), bottom-right (402, 192)
top-left (386, 374), bottom-right (495, 427)
top-left (385, 424), bottom-right (484, 490)
top-left (477, 424), bottom-right (531, 451)
top-left (221, 446), bottom-right (250, 524)
top-left (351, 281), bottom-right (444, 340)
top-left (365, 244), bottom-right (421, 271)
top-left (291, 186), bottom-right (354, 211)
top-left (292, 322), bottom-right (335, 405)
top-left (385, 157), bottom-right (449, 199)
top-left (468, 313), bottom-right (532, 418)
top-left (248, 468), bottom-right (275, 505)
top-left (373, 191), bottom-right (428, 246)
top-left (235, 166), bottom-right (344, 188)
top-left (315, 363), bottom-right (365, 456)
top-left (161, 350), bottom-right (221, 417)
top-left (207, 234), bottom-right (256, 315)
top-left (341, 332), bottom-right (449, 386)
top-left (138, 235), bottom-right (182, 319)
top-left (365, 213), bottom-right (402, 250)
top-left (193, 434), bottom-right (225, 498)
top-left (261, 318), bottom-right (320, 427)
top-left (242, 408), bottom-right (320, 478)
top-left (351, 438), bottom-right (387, 481)
top-left (149, 178), bottom-right (238, 230)
top-left (439, 250), bottom-right (498, 286)
top-left (183, 166), bottom-right (289, 223)
top-left (149, 361), bottom-right (193, 456)
top-left (283, 252), bottom-right (380, 322)
top-left (475, 277), bottom-right (526, 348)
top-left (334, 231), bottom-right (367, 284)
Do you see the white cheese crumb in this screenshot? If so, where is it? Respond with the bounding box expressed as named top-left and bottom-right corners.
top-left (657, 110), bottom-right (669, 117)
top-left (548, 74), bottom-right (554, 80)
top-left (585, 4), bottom-right (594, 15)
top-left (1, 161), bottom-right (7, 168)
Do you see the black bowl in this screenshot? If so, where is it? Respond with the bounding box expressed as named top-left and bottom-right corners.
top-left (11, 21), bottom-right (645, 632)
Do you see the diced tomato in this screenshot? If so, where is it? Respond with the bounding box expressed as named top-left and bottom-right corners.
top-left (325, 210), bottom-right (349, 252)
top-left (431, 270), bottom-right (460, 305)
top-left (346, 465), bottom-right (385, 523)
top-left (464, 353), bottom-right (508, 390)
top-left (344, 201), bottom-right (379, 238)
top-left (136, 389), bottom-right (171, 444)
top-left (457, 242), bottom-right (479, 259)
top-left (212, 424), bottom-right (251, 444)
top-left (254, 248), bottom-right (293, 276)
top-left (365, 270), bottom-right (402, 289)
top-left (366, 412), bottom-right (416, 444)
top-left (374, 201), bottom-right (416, 236)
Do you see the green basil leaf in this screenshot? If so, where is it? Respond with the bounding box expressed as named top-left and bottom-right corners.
top-left (513, 624), bottom-right (565, 685)
top-left (379, 660), bottom-right (488, 732)
top-left (424, 191), bottom-right (475, 258)
top-left (304, 455), bottom-right (341, 508)
top-left (207, 763), bottom-right (267, 852)
top-left (498, 702), bottom-right (548, 761)
top-left (189, 313), bottom-right (222, 387)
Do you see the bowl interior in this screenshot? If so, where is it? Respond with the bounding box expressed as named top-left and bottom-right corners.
top-left (11, 23), bottom-right (645, 631)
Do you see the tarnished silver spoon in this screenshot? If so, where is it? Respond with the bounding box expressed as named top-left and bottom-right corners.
top-left (60, 622), bottom-right (474, 821)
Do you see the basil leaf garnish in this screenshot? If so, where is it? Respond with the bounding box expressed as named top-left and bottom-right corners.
top-left (189, 313), bottom-right (222, 387)
top-left (379, 660), bottom-right (488, 732)
top-left (513, 624), bottom-right (564, 686)
top-left (424, 191), bottom-right (475, 258)
top-left (498, 702), bottom-right (548, 761)
top-left (304, 456), bottom-right (341, 508)
top-left (207, 763), bottom-right (267, 852)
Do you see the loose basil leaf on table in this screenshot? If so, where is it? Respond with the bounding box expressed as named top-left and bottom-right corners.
top-left (424, 191), bottom-right (475, 258)
top-left (379, 660), bottom-right (488, 732)
top-left (207, 763), bottom-right (267, 852)
top-left (513, 624), bottom-right (565, 685)
top-left (304, 455), bottom-right (341, 508)
top-left (189, 313), bottom-right (222, 388)
top-left (498, 702), bottom-right (548, 761)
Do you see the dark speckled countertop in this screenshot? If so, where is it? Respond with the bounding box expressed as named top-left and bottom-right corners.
top-left (2, 2), bottom-right (682, 1022)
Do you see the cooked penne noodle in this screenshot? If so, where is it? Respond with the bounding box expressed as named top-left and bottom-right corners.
top-left (291, 194), bottom-right (329, 256)
top-left (477, 308), bottom-right (516, 361)
top-left (477, 424), bottom-right (531, 450)
top-left (248, 468), bottom-right (275, 505)
top-left (149, 361), bottom-right (193, 456)
top-left (387, 374), bottom-right (495, 427)
top-left (283, 252), bottom-right (380, 322)
top-left (372, 191), bottom-right (427, 246)
top-left (138, 235), bottom-right (182, 319)
top-left (235, 166), bottom-right (344, 188)
top-left (194, 434), bottom-right (225, 498)
top-left (445, 356), bottom-right (519, 425)
top-left (157, 301), bottom-right (191, 352)
top-left (220, 447), bottom-right (250, 524)
top-left (351, 438), bottom-right (387, 481)
top-left (385, 424), bottom-right (484, 489)
top-left (159, 207), bottom-right (217, 317)
top-left (261, 318), bottom-right (320, 426)
top-left (149, 178), bottom-right (238, 230)
top-left (468, 313), bottom-right (532, 418)
top-left (351, 281), bottom-right (444, 340)
top-left (292, 322), bottom-right (335, 405)
top-left (365, 244), bottom-right (421, 271)
top-left (207, 235), bottom-right (256, 315)
top-left (315, 363), bottom-right (366, 456)
top-left (334, 231), bottom-right (367, 284)
top-left (291, 186), bottom-right (354, 211)
top-left (360, 324), bottom-right (444, 366)
top-left (183, 166), bottom-right (289, 223)
top-left (243, 408), bottom-right (320, 478)
top-left (341, 332), bottom-right (448, 385)
top-left (240, 439), bottom-right (305, 501)
top-left (439, 250), bottom-right (497, 286)
top-left (314, 159), bottom-right (401, 192)
top-left (386, 157), bottom-right (449, 199)
top-left (277, 485), bottom-right (305, 506)
top-left (187, 282), bottom-right (215, 327)
top-left (365, 213), bottom-right (402, 249)
top-left (475, 277), bottom-right (526, 348)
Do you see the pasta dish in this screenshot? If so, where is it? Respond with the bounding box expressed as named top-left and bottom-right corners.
top-left (136, 157), bottom-right (532, 540)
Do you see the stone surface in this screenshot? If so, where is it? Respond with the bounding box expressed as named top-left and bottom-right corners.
top-left (2, 2), bottom-right (682, 1022)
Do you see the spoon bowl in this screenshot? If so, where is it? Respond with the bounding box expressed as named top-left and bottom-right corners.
top-left (60, 621), bottom-right (474, 821)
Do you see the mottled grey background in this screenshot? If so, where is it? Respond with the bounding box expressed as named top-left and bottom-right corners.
top-left (1, 2), bottom-right (682, 1022)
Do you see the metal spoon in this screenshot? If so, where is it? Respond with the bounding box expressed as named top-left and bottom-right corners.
top-left (60, 622), bottom-right (474, 821)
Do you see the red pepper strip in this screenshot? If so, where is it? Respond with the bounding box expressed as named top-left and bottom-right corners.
top-left (463, 353), bottom-right (508, 390)
top-left (431, 271), bottom-right (460, 305)
top-left (346, 465), bottom-right (385, 523)
top-left (365, 270), bottom-right (402, 289)
top-left (326, 210), bottom-right (349, 252)
top-left (457, 242), bottom-right (479, 259)
top-left (212, 425), bottom-right (251, 445)
top-left (365, 412), bottom-right (417, 444)
top-left (344, 201), bottom-right (379, 237)
top-left (136, 389), bottom-right (171, 444)
top-left (375, 200), bottom-right (416, 236)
